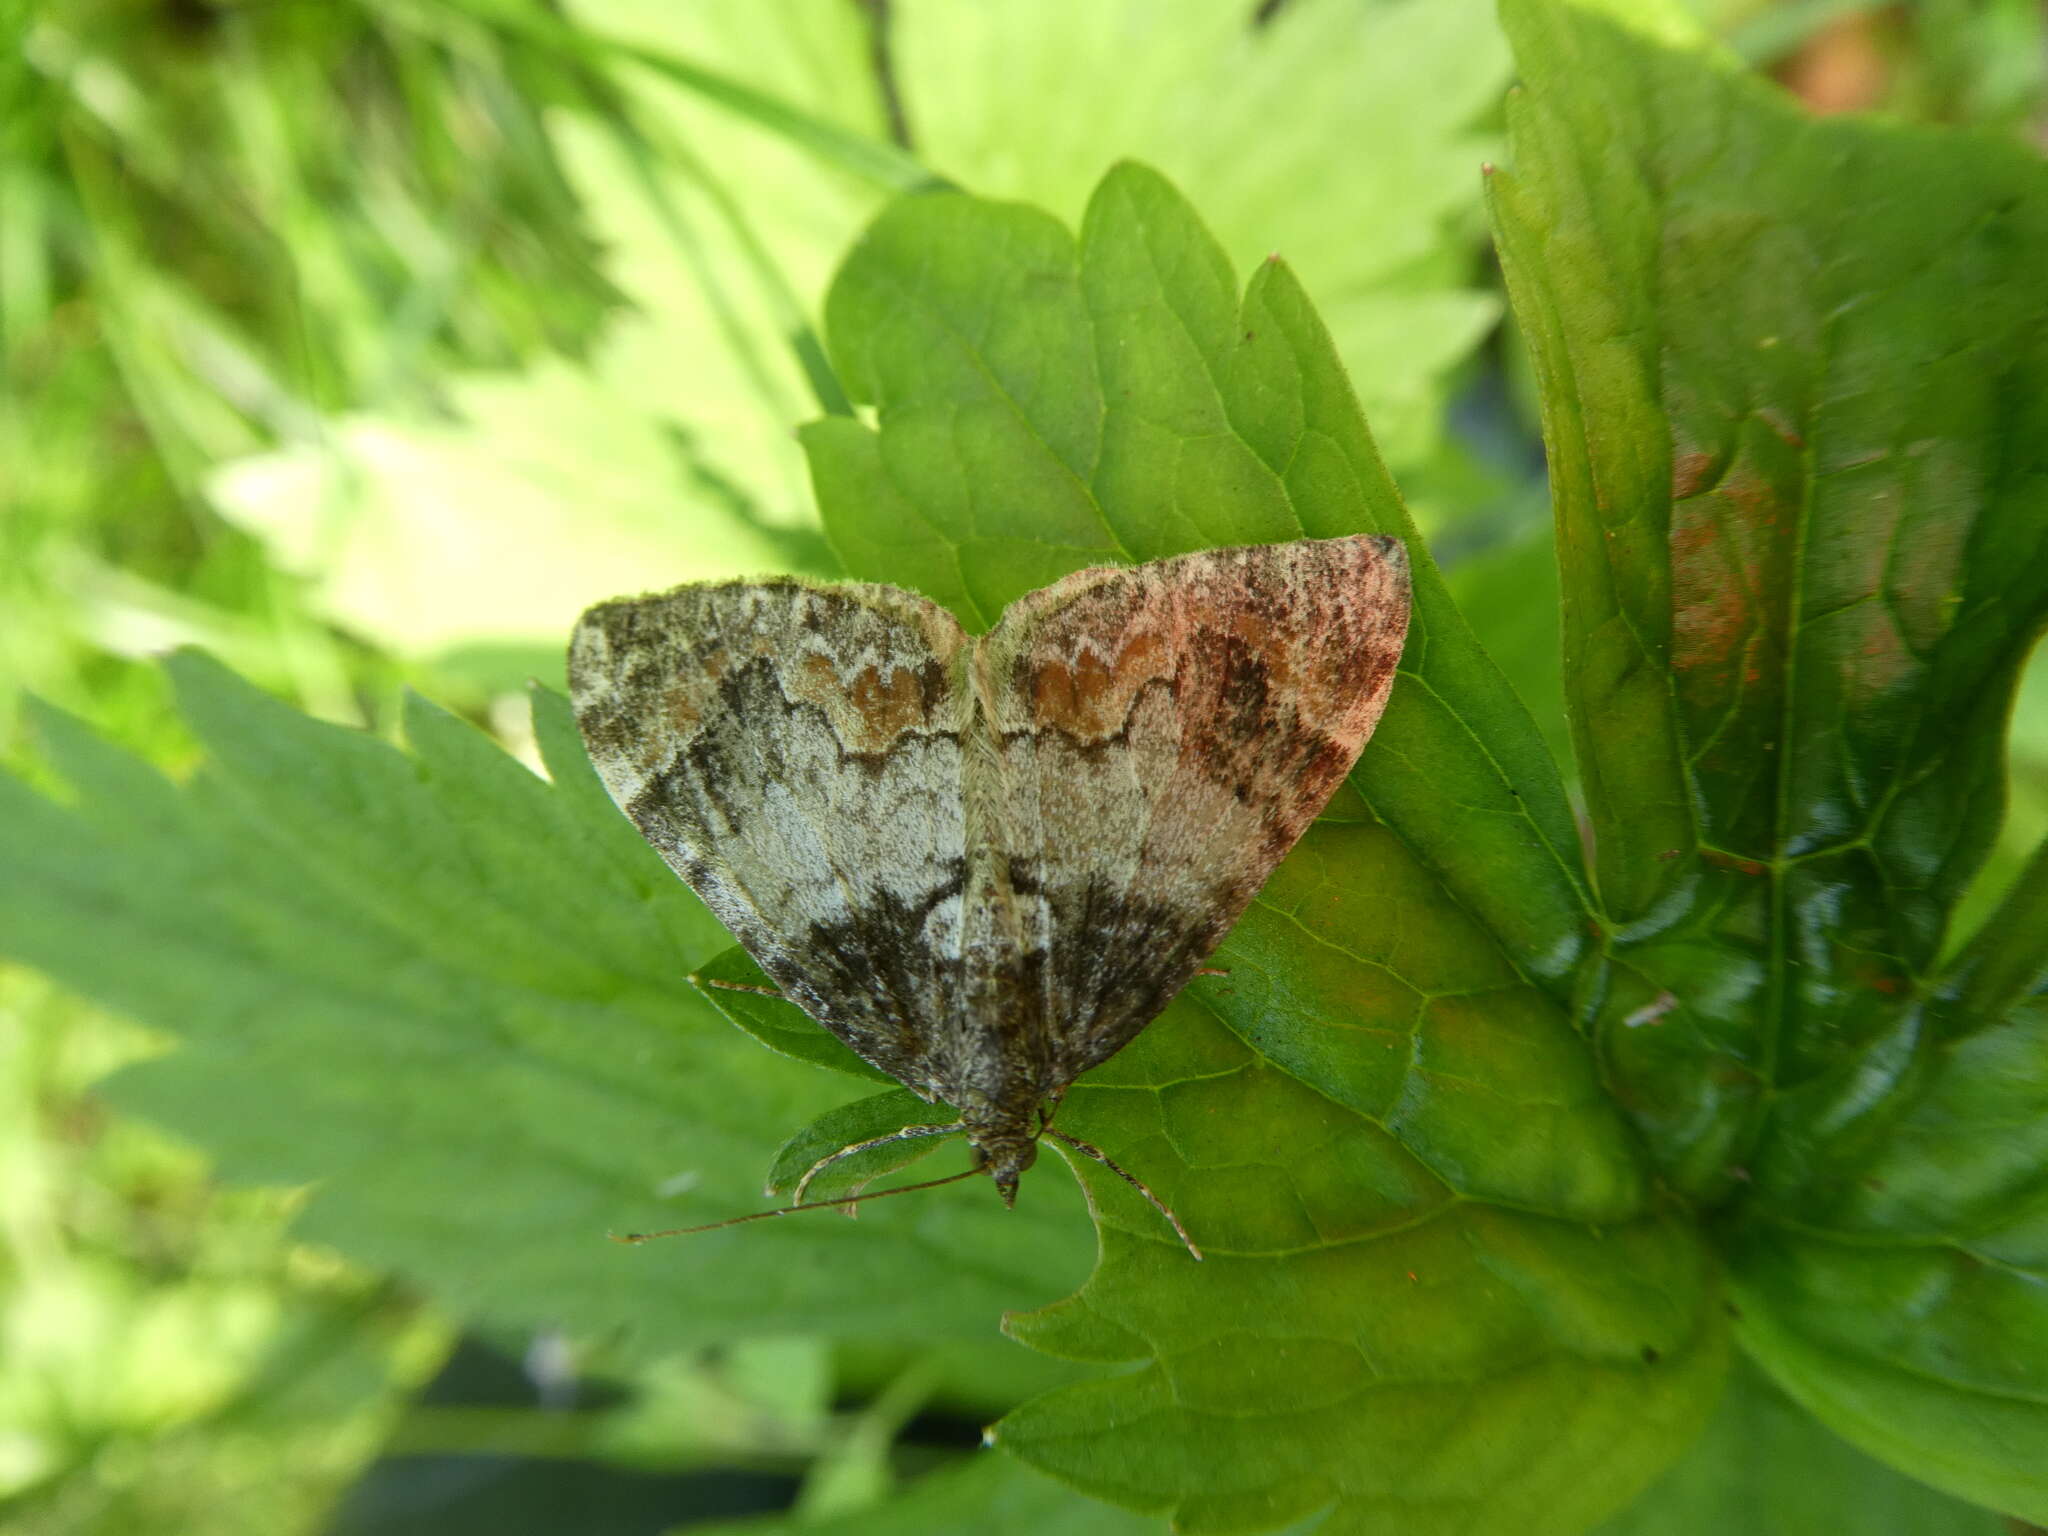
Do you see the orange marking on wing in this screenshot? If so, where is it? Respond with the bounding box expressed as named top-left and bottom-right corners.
top-left (664, 684), bottom-right (703, 733)
top-left (662, 646), bottom-right (725, 735)
top-left (1029, 631), bottom-right (1170, 737)
top-left (1225, 607), bottom-right (1303, 690)
top-left (847, 664), bottom-right (928, 747)
top-left (785, 652), bottom-right (931, 753)
top-left (1224, 607), bottom-right (1276, 651)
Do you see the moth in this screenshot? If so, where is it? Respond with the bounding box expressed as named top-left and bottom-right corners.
top-left (569, 535), bottom-right (1411, 1257)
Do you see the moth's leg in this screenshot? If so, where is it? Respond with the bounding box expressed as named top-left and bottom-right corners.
top-left (1036, 1086), bottom-right (1070, 1133)
top-left (792, 1122), bottom-right (966, 1207)
top-left (690, 975), bottom-right (784, 1000)
top-left (1194, 966), bottom-right (1230, 978)
top-left (1043, 1128), bottom-right (1203, 1262)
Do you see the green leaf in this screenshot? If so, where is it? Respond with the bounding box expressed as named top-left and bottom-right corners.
top-left (994, 988), bottom-right (1723, 1536)
top-left (1492, 0), bottom-right (2048, 1519)
top-left (763, 1087), bottom-right (954, 1203)
top-left (1592, 1356), bottom-right (2007, 1535)
top-left (1494, 0), bottom-right (2048, 1185)
top-left (805, 161), bottom-right (1722, 1534)
top-left (1728, 943), bottom-right (2048, 1519)
top-left (896, 0), bottom-right (1511, 474)
top-left (0, 656), bottom-right (1095, 1353)
top-left (1955, 643), bottom-right (2048, 954)
top-left (208, 0), bottom-right (1512, 663)
top-left (1442, 525), bottom-right (1571, 783)
top-left (689, 1451), bottom-right (1164, 1536)
top-left (435, 0), bottom-right (930, 194)
top-left (208, 3), bottom-right (887, 655)
top-left (1730, 1197), bottom-right (2048, 1523)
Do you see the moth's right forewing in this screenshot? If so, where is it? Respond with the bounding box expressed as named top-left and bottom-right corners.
top-left (568, 580), bottom-right (974, 1087)
top-left (976, 536), bottom-right (1412, 1080)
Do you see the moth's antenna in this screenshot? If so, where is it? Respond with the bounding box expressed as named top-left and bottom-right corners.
top-left (1043, 1129), bottom-right (1203, 1262)
top-left (609, 1165), bottom-right (980, 1244)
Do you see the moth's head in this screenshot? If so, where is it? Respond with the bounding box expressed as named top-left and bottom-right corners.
top-left (971, 1133), bottom-right (1039, 1207)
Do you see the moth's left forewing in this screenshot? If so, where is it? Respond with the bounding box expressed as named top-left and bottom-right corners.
top-left (978, 536), bottom-right (1411, 1077)
top-left (568, 579), bottom-right (976, 1089)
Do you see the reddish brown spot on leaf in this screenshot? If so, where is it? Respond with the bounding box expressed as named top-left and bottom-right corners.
top-left (1669, 500), bottom-right (1752, 677)
top-left (1671, 450), bottom-right (1717, 501)
top-left (1843, 604), bottom-right (1913, 703)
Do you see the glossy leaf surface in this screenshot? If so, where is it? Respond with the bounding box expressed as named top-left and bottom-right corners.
top-left (1493, 0), bottom-right (2048, 1518)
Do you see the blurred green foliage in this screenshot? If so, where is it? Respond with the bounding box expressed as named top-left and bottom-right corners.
top-left (2, 1), bottom-right (2046, 1534)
